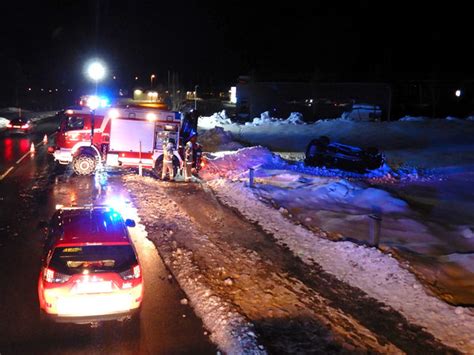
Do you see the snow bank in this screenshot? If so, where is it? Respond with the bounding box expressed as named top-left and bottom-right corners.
top-left (198, 110), bottom-right (233, 129)
top-left (198, 127), bottom-right (244, 152)
top-left (202, 146), bottom-right (286, 178)
top-left (165, 247), bottom-right (266, 354)
top-left (208, 179), bottom-right (474, 353)
top-left (399, 116), bottom-right (428, 122)
top-left (243, 112), bottom-right (305, 126)
top-left (200, 110), bottom-right (474, 154)
top-left (0, 117), bottom-right (9, 129)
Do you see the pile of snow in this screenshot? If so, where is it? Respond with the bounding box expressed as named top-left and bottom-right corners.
top-left (399, 116), bottom-right (428, 122)
top-left (202, 146), bottom-right (287, 178)
top-left (445, 116), bottom-right (463, 121)
top-left (244, 112), bottom-right (305, 126)
top-left (198, 127), bottom-right (244, 152)
top-left (208, 179), bottom-right (474, 353)
top-left (0, 117), bottom-right (9, 129)
top-left (285, 112), bottom-right (305, 124)
top-left (198, 110), bottom-right (233, 130)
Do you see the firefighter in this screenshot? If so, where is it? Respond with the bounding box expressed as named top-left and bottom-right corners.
top-left (184, 132), bottom-right (198, 182)
top-left (162, 138), bottom-right (183, 181)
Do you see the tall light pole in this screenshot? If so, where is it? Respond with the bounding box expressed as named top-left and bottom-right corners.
top-left (194, 85), bottom-right (199, 110)
top-left (150, 74), bottom-right (155, 88)
top-left (86, 60), bottom-right (106, 145)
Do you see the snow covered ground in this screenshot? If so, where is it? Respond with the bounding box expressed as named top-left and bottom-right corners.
top-left (196, 112), bottom-right (474, 307)
top-left (207, 177), bottom-right (474, 353)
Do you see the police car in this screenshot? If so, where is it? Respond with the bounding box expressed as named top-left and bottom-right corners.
top-left (38, 205), bottom-right (143, 324)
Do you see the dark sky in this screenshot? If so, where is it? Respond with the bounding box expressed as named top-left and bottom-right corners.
top-left (0, 0), bottom-right (472, 90)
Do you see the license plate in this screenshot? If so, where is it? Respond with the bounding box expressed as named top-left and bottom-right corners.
top-left (57, 294), bottom-right (131, 316)
top-left (74, 281), bottom-right (112, 294)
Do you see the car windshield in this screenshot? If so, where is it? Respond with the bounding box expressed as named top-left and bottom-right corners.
top-left (49, 245), bottom-right (137, 275)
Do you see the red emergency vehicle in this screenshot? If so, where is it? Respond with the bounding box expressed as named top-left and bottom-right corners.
top-left (50, 105), bottom-right (184, 175)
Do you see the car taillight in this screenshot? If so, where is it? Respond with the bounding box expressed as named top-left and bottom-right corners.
top-left (43, 267), bottom-right (70, 283)
top-left (21, 124), bottom-right (29, 129)
top-left (120, 264), bottom-right (141, 280)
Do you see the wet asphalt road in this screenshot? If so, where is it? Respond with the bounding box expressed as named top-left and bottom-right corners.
top-left (0, 117), bottom-right (216, 354)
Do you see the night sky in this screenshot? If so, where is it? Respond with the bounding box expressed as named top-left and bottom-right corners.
top-left (0, 1), bottom-right (472, 91)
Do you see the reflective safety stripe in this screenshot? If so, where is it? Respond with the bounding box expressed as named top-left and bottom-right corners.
top-left (164, 160), bottom-right (173, 163)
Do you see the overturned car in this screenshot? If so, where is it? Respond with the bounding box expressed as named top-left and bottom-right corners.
top-left (304, 136), bottom-right (384, 173)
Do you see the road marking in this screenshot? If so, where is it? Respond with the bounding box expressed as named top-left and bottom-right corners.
top-left (0, 167), bottom-right (14, 181)
top-left (1, 131), bottom-right (54, 181)
top-left (16, 151), bottom-right (31, 164)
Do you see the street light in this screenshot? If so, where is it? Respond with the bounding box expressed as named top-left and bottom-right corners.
top-left (150, 74), bottom-right (155, 88)
top-left (86, 61), bottom-right (106, 83)
top-left (85, 59), bottom-right (107, 145)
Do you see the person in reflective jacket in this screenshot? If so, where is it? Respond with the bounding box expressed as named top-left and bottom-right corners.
top-left (162, 138), bottom-right (183, 181)
top-left (184, 132), bottom-right (198, 182)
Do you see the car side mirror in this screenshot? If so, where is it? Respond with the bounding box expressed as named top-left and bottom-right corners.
top-left (125, 219), bottom-right (136, 227)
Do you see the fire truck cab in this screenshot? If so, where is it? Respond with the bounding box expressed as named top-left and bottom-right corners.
top-left (51, 106), bottom-right (184, 176)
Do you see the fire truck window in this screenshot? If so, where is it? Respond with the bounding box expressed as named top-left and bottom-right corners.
top-left (66, 116), bottom-right (84, 131)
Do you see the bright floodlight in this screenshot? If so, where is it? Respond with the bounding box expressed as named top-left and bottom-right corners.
top-left (87, 61), bottom-right (106, 82)
top-left (455, 89), bottom-right (462, 97)
top-left (87, 95), bottom-right (100, 110)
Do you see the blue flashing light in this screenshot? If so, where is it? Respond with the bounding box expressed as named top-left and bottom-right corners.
top-left (84, 95), bottom-right (111, 109)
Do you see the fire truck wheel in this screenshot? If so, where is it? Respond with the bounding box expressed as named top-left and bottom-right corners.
top-left (73, 153), bottom-right (97, 175)
top-left (153, 158), bottom-right (163, 179)
top-left (153, 157), bottom-right (179, 180)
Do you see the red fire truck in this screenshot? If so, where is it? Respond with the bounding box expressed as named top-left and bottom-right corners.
top-left (50, 105), bottom-right (188, 176)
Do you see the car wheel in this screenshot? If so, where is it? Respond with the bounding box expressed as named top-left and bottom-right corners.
top-left (72, 153), bottom-right (97, 175)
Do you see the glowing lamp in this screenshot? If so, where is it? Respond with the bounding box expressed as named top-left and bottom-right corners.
top-left (108, 109), bottom-right (120, 119)
top-left (146, 112), bottom-right (157, 121)
top-left (86, 61), bottom-right (106, 82)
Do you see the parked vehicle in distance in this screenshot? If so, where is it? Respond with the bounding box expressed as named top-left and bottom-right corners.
top-left (6, 117), bottom-right (32, 134)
